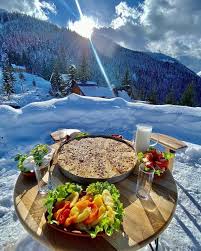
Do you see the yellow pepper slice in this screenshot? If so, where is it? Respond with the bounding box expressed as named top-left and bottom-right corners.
top-left (66, 192), bottom-right (79, 208)
top-left (76, 207), bottom-right (91, 223)
top-left (93, 194), bottom-right (104, 208)
top-left (102, 189), bottom-right (114, 208)
top-left (106, 205), bottom-right (115, 223)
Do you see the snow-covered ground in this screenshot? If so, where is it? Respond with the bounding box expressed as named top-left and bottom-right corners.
top-left (0, 94), bottom-right (201, 250)
top-left (0, 68), bottom-right (52, 107)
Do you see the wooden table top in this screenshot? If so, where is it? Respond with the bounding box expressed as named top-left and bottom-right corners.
top-left (14, 143), bottom-right (177, 251)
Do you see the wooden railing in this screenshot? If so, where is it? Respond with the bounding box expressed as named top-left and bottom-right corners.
top-left (151, 133), bottom-right (187, 171)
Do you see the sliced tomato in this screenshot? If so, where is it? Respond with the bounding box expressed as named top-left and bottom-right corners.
top-left (54, 202), bottom-right (70, 221)
top-left (149, 149), bottom-right (160, 160)
top-left (145, 161), bottom-right (154, 169)
top-left (144, 153), bottom-right (153, 161)
top-left (53, 200), bottom-right (66, 213)
top-left (155, 160), bottom-right (169, 169)
top-left (58, 208), bottom-right (71, 225)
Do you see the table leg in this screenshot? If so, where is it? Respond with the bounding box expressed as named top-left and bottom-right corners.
top-left (149, 237), bottom-right (159, 251)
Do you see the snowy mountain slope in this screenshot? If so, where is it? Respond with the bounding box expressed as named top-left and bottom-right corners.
top-left (197, 71), bottom-right (201, 77)
top-left (0, 95), bottom-right (201, 251)
top-left (0, 68), bottom-right (51, 107)
top-left (0, 10), bottom-right (201, 105)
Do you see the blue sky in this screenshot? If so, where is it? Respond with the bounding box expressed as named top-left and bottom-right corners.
top-left (0, 0), bottom-right (200, 72)
top-left (46, 0), bottom-right (141, 27)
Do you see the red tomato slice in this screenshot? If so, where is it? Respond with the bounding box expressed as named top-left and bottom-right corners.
top-left (53, 200), bottom-right (66, 213)
top-left (54, 202), bottom-right (70, 221)
top-left (155, 160), bottom-right (169, 169)
top-left (58, 208), bottom-right (71, 225)
top-left (144, 153), bottom-right (153, 161)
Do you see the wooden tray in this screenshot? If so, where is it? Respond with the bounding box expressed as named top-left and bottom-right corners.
top-left (51, 135), bottom-right (137, 184)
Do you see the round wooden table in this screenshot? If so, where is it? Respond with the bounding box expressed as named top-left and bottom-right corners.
top-left (14, 144), bottom-right (177, 251)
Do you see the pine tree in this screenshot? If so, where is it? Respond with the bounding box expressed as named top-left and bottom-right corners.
top-left (50, 67), bottom-right (61, 96)
top-left (68, 64), bottom-right (77, 81)
top-left (148, 84), bottom-right (158, 104)
top-left (166, 85), bottom-right (176, 104)
top-left (50, 62), bottom-right (64, 97)
top-left (180, 82), bottom-right (195, 107)
top-left (19, 72), bottom-right (25, 93)
top-left (122, 69), bottom-right (132, 87)
top-left (2, 66), bottom-right (15, 99)
top-left (78, 55), bottom-right (90, 83)
top-left (2, 54), bottom-right (15, 99)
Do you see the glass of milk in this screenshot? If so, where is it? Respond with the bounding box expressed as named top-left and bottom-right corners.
top-left (134, 124), bottom-right (157, 153)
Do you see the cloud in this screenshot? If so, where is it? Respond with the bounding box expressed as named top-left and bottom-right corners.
top-left (68, 15), bottom-right (100, 38)
top-left (0, 0), bottom-right (56, 20)
top-left (111, 1), bottom-right (140, 29)
top-left (101, 0), bottom-right (201, 72)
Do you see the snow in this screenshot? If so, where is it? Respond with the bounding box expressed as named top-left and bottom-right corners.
top-left (146, 52), bottom-right (177, 64)
top-left (197, 71), bottom-right (201, 77)
top-left (0, 94), bottom-right (201, 250)
top-left (78, 81), bottom-right (98, 86)
top-left (0, 68), bottom-right (52, 107)
top-left (11, 64), bottom-right (26, 71)
top-left (117, 90), bottom-right (131, 102)
top-left (61, 74), bottom-right (70, 82)
top-left (79, 85), bottom-right (114, 98)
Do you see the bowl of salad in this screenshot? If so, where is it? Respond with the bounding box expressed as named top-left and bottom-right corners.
top-left (44, 181), bottom-right (124, 238)
top-left (15, 144), bottom-right (54, 178)
top-left (137, 148), bottom-right (174, 176)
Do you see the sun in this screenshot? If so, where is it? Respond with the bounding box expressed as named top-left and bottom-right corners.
top-left (68, 16), bottom-right (96, 39)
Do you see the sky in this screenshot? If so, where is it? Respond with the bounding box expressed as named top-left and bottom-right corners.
top-left (0, 0), bottom-right (200, 73)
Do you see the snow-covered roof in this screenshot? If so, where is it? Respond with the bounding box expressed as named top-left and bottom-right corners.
top-left (79, 85), bottom-right (113, 98)
top-left (78, 81), bottom-right (98, 86)
top-left (61, 74), bottom-right (70, 82)
top-left (117, 90), bottom-right (131, 102)
top-left (11, 64), bottom-right (26, 70)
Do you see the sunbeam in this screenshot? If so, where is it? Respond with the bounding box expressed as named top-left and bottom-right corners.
top-left (89, 39), bottom-right (114, 92)
top-left (58, 0), bottom-right (77, 18)
top-left (74, 0), bottom-right (114, 96)
top-left (75, 0), bottom-right (83, 18)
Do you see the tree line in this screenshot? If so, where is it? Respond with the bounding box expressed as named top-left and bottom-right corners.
top-left (0, 53), bottom-right (197, 107)
top-left (117, 68), bottom-right (197, 107)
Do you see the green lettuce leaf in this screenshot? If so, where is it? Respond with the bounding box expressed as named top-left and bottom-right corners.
top-left (15, 153), bottom-right (29, 172)
top-left (44, 182), bottom-right (82, 222)
top-left (163, 152), bottom-right (175, 160)
top-left (86, 181), bottom-right (124, 238)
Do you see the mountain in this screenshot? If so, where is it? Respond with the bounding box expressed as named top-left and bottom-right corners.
top-left (0, 9), bottom-right (200, 105)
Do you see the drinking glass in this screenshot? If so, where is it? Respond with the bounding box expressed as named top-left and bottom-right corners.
top-left (34, 163), bottom-right (51, 195)
top-left (134, 124), bottom-right (158, 153)
top-left (136, 163), bottom-right (155, 200)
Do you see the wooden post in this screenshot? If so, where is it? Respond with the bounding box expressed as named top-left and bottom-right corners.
top-left (165, 148), bottom-right (176, 172)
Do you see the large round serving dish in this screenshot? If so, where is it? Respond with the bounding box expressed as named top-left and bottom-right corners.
top-left (54, 135), bottom-right (137, 184)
